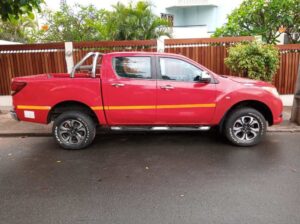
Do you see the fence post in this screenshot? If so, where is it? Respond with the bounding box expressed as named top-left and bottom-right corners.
top-left (65, 42), bottom-right (74, 73)
top-left (157, 36), bottom-right (167, 53)
top-left (291, 62), bottom-right (300, 125)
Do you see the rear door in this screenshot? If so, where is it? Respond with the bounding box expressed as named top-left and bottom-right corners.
top-left (101, 55), bottom-right (156, 125)
top-left (156, 57), bottom-right (217, 125)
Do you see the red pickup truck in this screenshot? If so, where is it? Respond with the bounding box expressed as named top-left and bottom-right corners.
top-left (11, 52), bottom-right (283, 149)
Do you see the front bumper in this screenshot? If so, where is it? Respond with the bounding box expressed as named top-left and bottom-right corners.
top-left (10, 110), bottom-right (19, 121)
top-left (273, 115), bottom-right (283, 125)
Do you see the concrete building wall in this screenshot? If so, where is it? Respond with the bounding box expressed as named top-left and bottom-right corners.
top-left (152, 0), bottom-right (244, 38)
top-left (166, 6), bottom-right (217, 32)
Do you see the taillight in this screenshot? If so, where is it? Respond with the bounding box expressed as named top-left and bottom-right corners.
top-left (11, 81), bottom-right (27, 95)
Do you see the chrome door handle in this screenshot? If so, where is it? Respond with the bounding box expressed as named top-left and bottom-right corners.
top-left (112, 83), bottom-right (125, 87)
top-left (160, 85), bottom-right (174, 90)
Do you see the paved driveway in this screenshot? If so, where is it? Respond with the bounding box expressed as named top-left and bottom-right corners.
top-left (0, 132), bottom-right (300, 224)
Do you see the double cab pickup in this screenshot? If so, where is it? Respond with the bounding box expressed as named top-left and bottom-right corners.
top-left (11, 52), bottom-right (283, 149)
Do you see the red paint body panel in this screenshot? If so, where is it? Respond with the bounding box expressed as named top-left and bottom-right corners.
top-left (101, 54), bottom-right (156, 125)
top-left (155, 54), bottom-right (217, 124)
top-left (156, 81), bottom-right (216, 124)
top-left (12, 51), bottom-right (283, 127)
top-left (13, 74), bottom-right (106, 124)
top-left (210, 76), bottom-right (283, 125)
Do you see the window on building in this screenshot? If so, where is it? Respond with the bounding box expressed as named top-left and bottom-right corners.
top-left (161, 13), bottom-right (174, 27)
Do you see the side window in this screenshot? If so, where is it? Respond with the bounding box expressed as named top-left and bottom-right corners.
top-left (160, 57), bottom-right (204, 82)
top-left (113, 57), bottom-right (151, 79)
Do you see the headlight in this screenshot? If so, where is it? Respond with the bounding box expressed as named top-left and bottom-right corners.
top-left (261, 86), bottom-right (280, 97)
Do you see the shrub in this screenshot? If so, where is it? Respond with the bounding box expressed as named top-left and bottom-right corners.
top-left (225, 42), bottom-right (279, 81)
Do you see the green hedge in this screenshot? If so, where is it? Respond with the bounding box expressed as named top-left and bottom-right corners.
top-left (225, 42), bottom-right (279, 81)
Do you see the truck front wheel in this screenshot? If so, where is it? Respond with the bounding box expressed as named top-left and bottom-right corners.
top-left (224, 108), bottom-right (266, 147)
top-left (53, 111), bottom-right (96, 150)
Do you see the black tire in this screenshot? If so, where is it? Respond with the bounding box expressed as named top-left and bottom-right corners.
top-left (224, 107), bottom-right (266, 147)
top-left (53, 111), bottom-right (96, 150)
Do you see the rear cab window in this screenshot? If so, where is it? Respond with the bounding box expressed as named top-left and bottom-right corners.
top-left (113, 57), bottom-right (152, 79)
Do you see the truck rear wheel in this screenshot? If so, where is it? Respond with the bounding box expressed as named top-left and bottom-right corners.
top-left (53, 111), bottom-right (96, 150)
top-left (224, 108), bottom-right (266, 147)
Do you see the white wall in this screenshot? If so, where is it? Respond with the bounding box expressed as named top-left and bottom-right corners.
top-left (155, 0), bottom-right (243, 34)
top-left (0, 40), bottom-right (21, 45)
top-left (215, 0), bottom-right (244, 28)
top-left (166, 6), bottom-right (217, 31)
top-left (172, 26), bottom-right (210, 38)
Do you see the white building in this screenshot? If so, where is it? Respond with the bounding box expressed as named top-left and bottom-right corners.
top-left (152, 0), bottom-right (243, 38)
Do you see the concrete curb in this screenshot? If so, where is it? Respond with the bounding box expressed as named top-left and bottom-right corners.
top-left (0, 133), bottom-right (52, 137)
top-left (267, 129), bottom-right (300, 132)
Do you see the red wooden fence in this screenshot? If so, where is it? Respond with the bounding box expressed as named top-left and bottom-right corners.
top-left (0, 43), bottom-right (66, 95)
top-left (275, 45), bottom-right (300, 94)
top-left (0, 37), bottom-right (299, 95)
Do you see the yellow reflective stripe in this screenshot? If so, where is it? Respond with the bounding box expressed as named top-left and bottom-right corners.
top-left (17, 104), bottom-right (216, 111)
top-left (107, 105), bottom-right (156, 110)
top-left (91, 105), bottom-right (156, 110)
top-left (157, 103), bottom-right (216, 109)
top-left (17, 105), bottom-right (51, 110)
top-left (91, 103), bottom-right (216, 111)
top-left (91, 106), bottom-right (104, 111)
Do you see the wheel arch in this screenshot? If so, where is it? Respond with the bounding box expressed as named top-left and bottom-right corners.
top-left (47, 100), bottom-right (99, 124)
top-left (219, 100), bottom-right (273, 130)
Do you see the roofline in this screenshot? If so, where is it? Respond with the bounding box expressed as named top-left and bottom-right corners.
top-left (96, 51), bottom-right (218, 77)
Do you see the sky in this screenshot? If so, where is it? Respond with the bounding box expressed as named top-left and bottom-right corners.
top-left (44, 0), bottom-right (167, 12)
top-left (45, 0), bottom-right (124, 11)
top-left (44, 0), bottom-right (172, 15)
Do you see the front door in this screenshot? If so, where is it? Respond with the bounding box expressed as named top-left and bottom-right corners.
top-left (102, 56), bottom-right (156, 125)
top-left (156, 57), bottom-right (217, 125)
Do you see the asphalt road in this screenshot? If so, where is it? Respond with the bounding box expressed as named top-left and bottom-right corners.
top-left (0, 132), bottom-right (300, 224)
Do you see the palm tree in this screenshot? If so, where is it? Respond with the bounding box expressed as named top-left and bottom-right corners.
top-left (0, 15), bottom-right (38, 43)
top-left (105, 1), bottom-right (171, 41)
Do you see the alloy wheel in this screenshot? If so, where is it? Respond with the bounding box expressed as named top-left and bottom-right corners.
top-left (58, 119), bottom-right (87, 145)
top-left (232, 116), bottom-right (260, 142)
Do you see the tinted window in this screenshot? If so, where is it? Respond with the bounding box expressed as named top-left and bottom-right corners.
top-left (160, 58), bottom-right (204, 82)
top-left (113, 57), bottom-right (151, 79)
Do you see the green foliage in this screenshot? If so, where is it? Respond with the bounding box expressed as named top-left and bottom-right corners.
top-left (225, 42), bottom-right (279, 81)
top-left (213, 0), bottom-right (300, 44)
top-left (282, 0), bottom-right (300, 43)
top-left (0, 0), bottom-right (44, 21)
top-left (105, 1), bottom-right (171, 40)
top-left (0, 1), bottom-right (171, 43)
top-left (0, 16), bottom-right (37, 43)
top-left (35, 4), bottom-right (107, 42)
top-left (33, 1), bottom-right (171, 42)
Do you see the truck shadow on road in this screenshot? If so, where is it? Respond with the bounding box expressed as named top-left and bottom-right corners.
top-left (68, 130), bottom-right (282, 172)
top-left (7, 130), bottom-right (284, 179)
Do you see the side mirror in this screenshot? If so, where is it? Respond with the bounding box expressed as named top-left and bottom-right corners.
top-left (197, 71), bottom-right (211, 83)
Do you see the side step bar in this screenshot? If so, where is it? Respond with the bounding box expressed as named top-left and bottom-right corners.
top-left (110, 126), bottom-right (211, 131)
